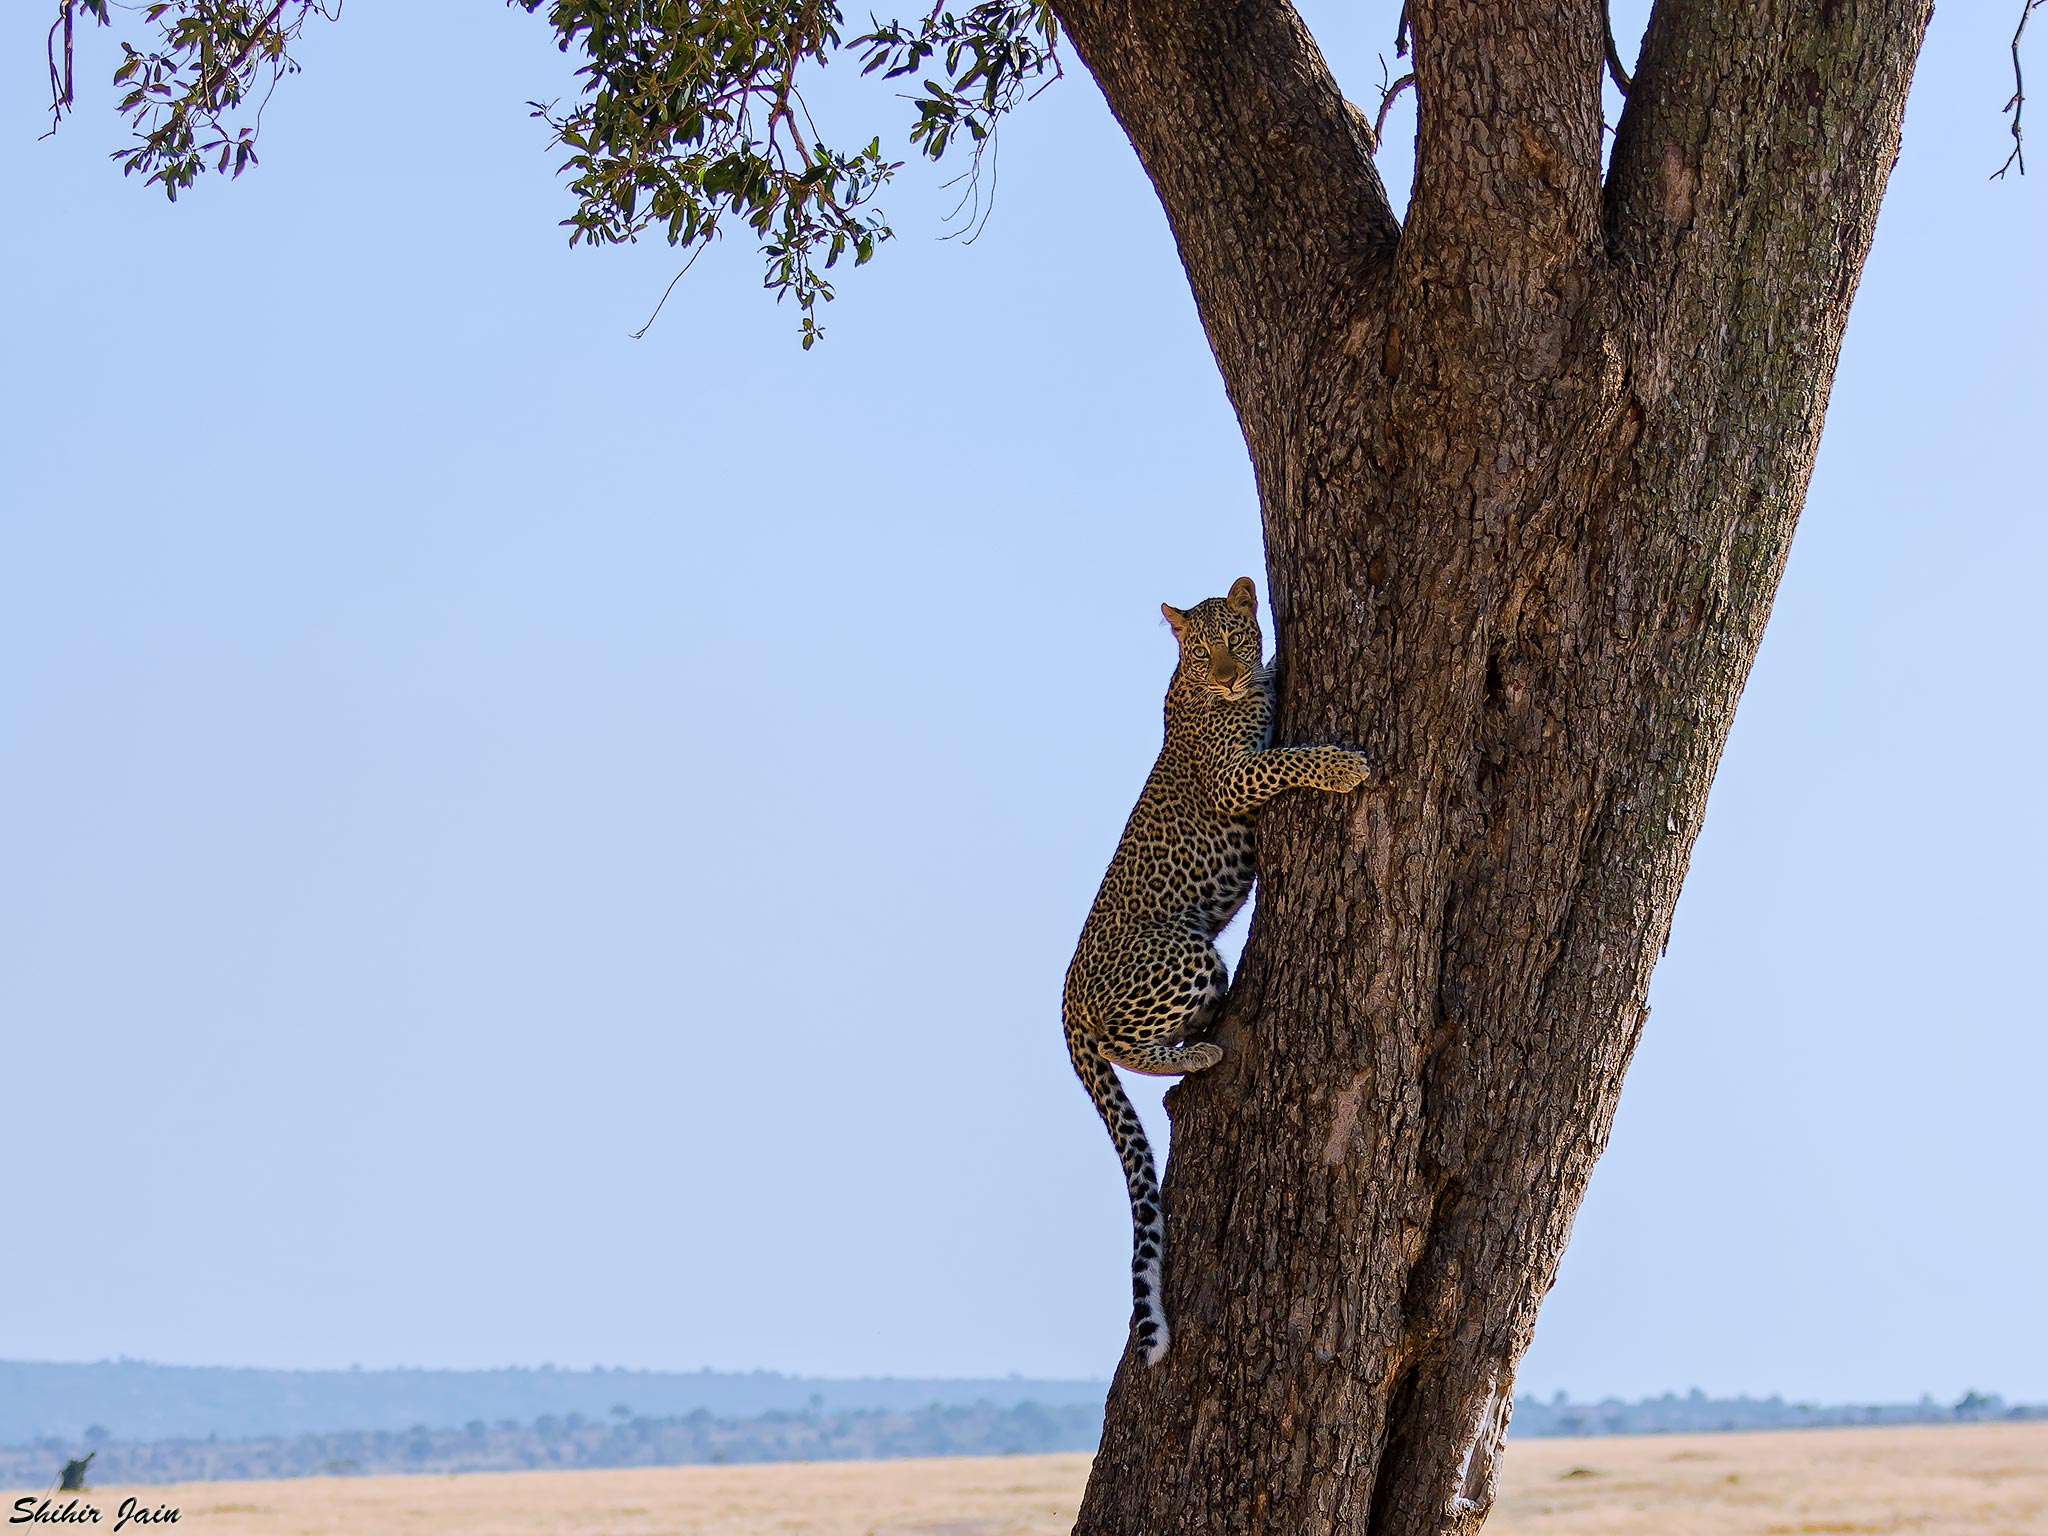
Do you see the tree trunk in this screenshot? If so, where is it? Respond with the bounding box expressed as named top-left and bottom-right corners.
top-left (1057, 1), bottom-right (1932, 1532)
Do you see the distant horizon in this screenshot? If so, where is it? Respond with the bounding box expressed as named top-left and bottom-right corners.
top-left (9, 1357), bottom-right (2036, 1405)
top-left (10, 1355), bottom-right (2036, 1480)
top-left (7, 1358), bottom-right (2038, 1492)
top-left (3, 1355), bottom-right (1105, 1382)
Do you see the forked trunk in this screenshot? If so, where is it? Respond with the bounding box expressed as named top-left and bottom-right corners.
top-left (1062, 1), bottom-right (1931, 1531)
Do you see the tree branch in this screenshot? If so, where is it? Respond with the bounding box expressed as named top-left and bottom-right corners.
top-left (1373, 71), bottom-right (1416, 147)
top-left (1603, 2), bottom-right (1633, 95)
top-left (44, 1), bottom-right (76, 137)
top-left (1399, 0), bottom-right (1607, 281)
top-left (1046, 0), bottom-right (1398, 440)
top-left (1994, 0), bottom-right (2045, 179)
top-left (1605, 0), bottom-right (1932, 365)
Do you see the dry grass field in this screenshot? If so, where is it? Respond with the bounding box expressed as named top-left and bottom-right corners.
top-left (53, 1422), bottom-right (2048, 1536)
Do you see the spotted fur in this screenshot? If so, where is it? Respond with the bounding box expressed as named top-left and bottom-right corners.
top-left (1064, 576), bottom-right (1369, 1365)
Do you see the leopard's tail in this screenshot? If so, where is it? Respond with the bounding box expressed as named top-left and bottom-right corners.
top-left (1064, 1011), bottom-right (1170, 1366)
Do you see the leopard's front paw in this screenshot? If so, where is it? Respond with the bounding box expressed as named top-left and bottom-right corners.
top-left (1322, 750), bottom-right (1370, 793)
top-left (1181, 1042), bottom-right (1224, 1073)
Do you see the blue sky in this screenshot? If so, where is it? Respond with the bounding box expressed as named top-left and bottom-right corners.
top-left (3, 2), bottom-right (2041, 1404)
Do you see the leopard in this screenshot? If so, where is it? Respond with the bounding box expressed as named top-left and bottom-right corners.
top-left (1063, 575), bottom-right (1370, 1366)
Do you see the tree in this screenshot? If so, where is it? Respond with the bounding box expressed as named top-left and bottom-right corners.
top-left (40, 1), bottom-right (2002, 1532)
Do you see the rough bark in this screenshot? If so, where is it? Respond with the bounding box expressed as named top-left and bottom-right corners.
top-left (1053, 0), bottom-right (1932, 1532)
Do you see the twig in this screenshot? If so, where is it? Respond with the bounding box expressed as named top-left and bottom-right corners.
top-left (629, 238), bottom-right (711, 339)
top-left (768, 0), bottom-right (825, 168)
top-left (936, 129), bottom-right (1001, 244)
top-left (191, 0), bottom-right (293, 105)
top-left (1603, 2), bottom-right (1633, 97)
top-left (44, 0), bottom-right (77, 137)
top-left (1994, 0), bottom-right (2046, 178)
top-left (1373, 72), bottom-right (1415, 147)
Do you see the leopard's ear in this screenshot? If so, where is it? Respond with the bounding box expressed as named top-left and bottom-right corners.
top-left (1227, 577), bottom-right (1258, 616)
top-left (1161, 602), bottom-right (1188, 637)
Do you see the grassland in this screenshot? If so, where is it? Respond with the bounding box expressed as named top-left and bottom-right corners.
top-left (47, 1422), bottom-right (2048, 1536)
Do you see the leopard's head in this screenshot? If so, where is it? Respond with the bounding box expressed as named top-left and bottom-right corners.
top-left (1162, 577), bottom-right (1264, 701)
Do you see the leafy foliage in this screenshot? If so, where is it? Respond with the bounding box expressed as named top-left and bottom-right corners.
top-left (517, 0), bottom-right (898, 347)
top-left (44, 1), bottom-right (341, 199)
top-left (856, 0), bottom-right (1061, 229)
top-left (43, 0), bottom-right (1062, 342)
